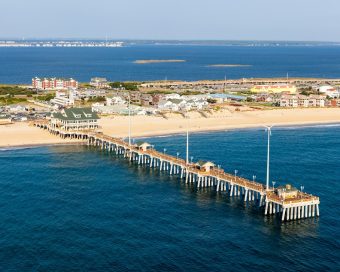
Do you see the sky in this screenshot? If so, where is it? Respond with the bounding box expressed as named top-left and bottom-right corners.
top-left (1, 0), bottom-right (339, 41)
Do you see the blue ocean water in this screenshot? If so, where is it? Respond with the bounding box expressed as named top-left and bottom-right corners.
top-left (0, 125), bottom-right (339, 271)
top-left (1, 45), bottom-right (340, 83)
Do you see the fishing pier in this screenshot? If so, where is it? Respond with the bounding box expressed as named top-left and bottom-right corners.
top-left (34, 120), bottom-right (320, 222)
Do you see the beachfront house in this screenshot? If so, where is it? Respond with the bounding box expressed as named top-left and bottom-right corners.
top-left (0, 114), bottom-right (12, 124)
top-left (158, 99), bottom-right (180, 111)
top-left (50, 107), bottom-right (100, 131)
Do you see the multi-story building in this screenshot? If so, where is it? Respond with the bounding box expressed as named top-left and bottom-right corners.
top-left (318, 85), bottom-right (340, 98)
top-left (32, 77), bottom-right (78, 90)
top-left (90, 77), bottom-right (109, 88)
top-left (251, 84), bottom-right (297, 94)
top-left (279, 94), bottom-right (326, 107)
top-left (50, 108), bottom-right (99, 131)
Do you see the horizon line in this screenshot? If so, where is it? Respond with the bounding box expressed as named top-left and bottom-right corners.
top-left (0, 38), bottom-right (340, 44)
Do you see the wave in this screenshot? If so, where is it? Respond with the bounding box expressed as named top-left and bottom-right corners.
top-left (276, 123), bottom-right (340, 130)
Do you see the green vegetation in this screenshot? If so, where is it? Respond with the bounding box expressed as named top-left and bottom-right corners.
top-left (88, 96), bottom-right (106, 103)
top-left (207, 98), bottom-right (217, 104)
top-left (109, 82), bottom-right (139, 91)
top-left (181, 91), bottom-right (202, 95)
top-left (299, 87), bottom-right (315, 96)
top-left (36, 94), bottom-right (55, 101)
top-left (80, 83), bottom-right (92, 88)
top-left (0, 97), bottom-right (27, 105)
top-left (0, 85), bottom-right (36, 96)
top-left (146, 90), bottom-right (173, 95)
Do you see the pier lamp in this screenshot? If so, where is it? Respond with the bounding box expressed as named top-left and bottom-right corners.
top-left (218, 165), bottom-right (221, 172)
top-left (253, 175), bottom-right (256, 182)
top-left (272, 181), bottom-right (276, 190)
top-left (190, 156), bottom-right (194, 163)
top-left (234, 169), bottom-right (238, 180)
top-left (301, 185), bottom-right (304, 192)
top-left (176, 152), bottom-right (180, 159)
top-left (163, 148), bottom-right (167, 154)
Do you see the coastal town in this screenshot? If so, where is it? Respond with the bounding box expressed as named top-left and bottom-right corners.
top-left (1, 76), bottom-right (340, 125)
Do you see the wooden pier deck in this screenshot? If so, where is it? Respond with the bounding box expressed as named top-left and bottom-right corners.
top-left (34, 121), bottom-right (320, 222)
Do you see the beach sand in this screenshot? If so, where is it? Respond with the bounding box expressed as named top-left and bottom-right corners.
top-left (0, 122), bottom-right (82, 148)
top-left (1, 108), bottom-right (340, 147)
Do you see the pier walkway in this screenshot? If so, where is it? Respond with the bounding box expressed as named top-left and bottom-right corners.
top-left (34, 121), bottom-right (320, 222)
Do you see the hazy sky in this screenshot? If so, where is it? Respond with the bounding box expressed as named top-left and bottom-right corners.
top-left (1, 0), bottom-right (339, 41)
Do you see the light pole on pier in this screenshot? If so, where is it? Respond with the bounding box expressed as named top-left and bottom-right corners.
top-left (190, 156), bottom-right (193, 164)
top-left (186, 116), bottom-right (189, 164)
top-left (128, 93), bottom-right (131, 146)
top-left (176, 152), bottom-right (180, 159)
top-left (264, 125), bottom-right (273, 191)
top-left (253, 175), bottom-right (256, 182)
top-left (234, 169), bottom-right (238, 181)
top-left (163, 148), bottom-right (167, 154)
top-left (272, 181), bottom-right (276, 190)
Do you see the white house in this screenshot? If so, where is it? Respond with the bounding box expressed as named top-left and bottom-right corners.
top-left (0, 114), bottom-right (12, 124)
top-left (106, 96), bottom-right (126, 106)
top-left (319, 86), bottom-right (339, 98)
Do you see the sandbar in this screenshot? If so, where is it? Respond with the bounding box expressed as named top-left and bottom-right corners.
top-left (134, 60), bottom-right (186, 64)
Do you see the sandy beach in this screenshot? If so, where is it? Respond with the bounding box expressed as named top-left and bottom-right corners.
top-left (1, 108), bottom-right (340, 148)
top-left (0, 122), bottom-right (82, 148)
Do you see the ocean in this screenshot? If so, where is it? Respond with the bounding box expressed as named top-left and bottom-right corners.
top-left (1, 44), bottom-right (340, 84)
top-left (0, 125), bottom-right (339, 271)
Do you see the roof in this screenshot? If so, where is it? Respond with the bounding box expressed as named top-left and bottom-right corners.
top-left (136, 142), bottom-right (152, 147)
top-left (196, 160), bottom-right (215, 167)
top-left (277, 184), bottom-right (298, 192)
top-left (52, 107), bottom-right (99, 121)
top-left (0, 114), bottom-right (11, 119)
top-left (210, 94), bottom-right (246, 101)
top-left (168, 98), bottom-right (185, 104)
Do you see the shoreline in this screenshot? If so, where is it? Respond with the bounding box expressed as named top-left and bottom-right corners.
top-left (0, 141), bottom-right (85, 150)
top-left (1, 119), bottom-right (339, 149)
top-left (127, 120), bottom-right (340, 138)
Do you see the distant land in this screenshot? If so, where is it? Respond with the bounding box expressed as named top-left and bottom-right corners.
top-left (1, 39), bottom-right (340, 48)
top-left (0, 40), bottom-right (124, 48)
top-left (134, 60), bottom-right (186, 64)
